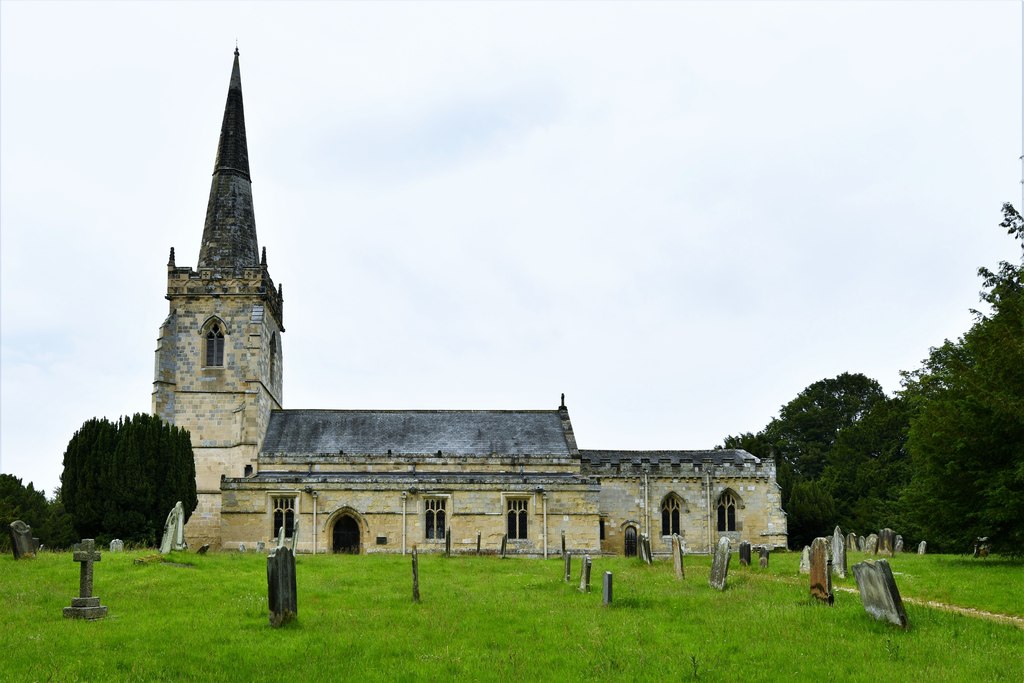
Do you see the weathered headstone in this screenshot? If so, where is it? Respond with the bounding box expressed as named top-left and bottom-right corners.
top-left (561, 530), bottom-right (566, 557)
top-left (858, 535), bottom-right (865, 551)
top-left (831, 526), bottom-right (847, 579)
top-left (877, 528), bottom-right (895, 555)
top-left (158, 501), bottom-right (186, 554)
top-left (238, 543), bottom-right (247, 553)
top-left (852, 559), bottom-right (907, 629)
top-left (500, 534), bottom-right (507, 559)
top-left (799, 546), bottom-right (811, 575)
top-left (290, 520), bottom-right (299, 553)
top-left (809, 537), bottom-right (834, 605)
top-left (8, 521), bottom-right (36, 559)
top-left (196, 544), bottom-right (210, 555)
top-left (564, 552), bottom-right (572, 582)
top-left (846, 532), bottom-right (857, 552)
top-left (738, 541), bottom-right (751, 567)
top-left (894, 535), bottom-right (904, 554)
top-left (578, 554), bottom-right (592, 593)
top-left (63, 539), bottom-right (108, 620)
top-left (445, 528), bottom-right (451, 557)
top-left (109, 539), bottom-right (124, 553)
top-left (276, 525), bottom-right (286, 549)
top-left (256, 541), bottom-right (265, 552)
top-left (603, 571), bottom-right (613, 606)
top-left (864, 533), bottom-right (879, 555)
top-left (671, 535), bottom-right (685, 580)
top-left (758, 545), bottom-right (770, 569)
top-left (639, 534), bottom-right (653, 566)
top-left (411, 546), bottom-right (421, 603)
top-left (917, 541), bottom-right (927, 555)
top-left (267, 546), bottom-right (297, 627)
top-left (708, 537), bottom-right (731, 591)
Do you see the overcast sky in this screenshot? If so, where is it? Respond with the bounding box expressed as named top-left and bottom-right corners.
top-left (2, 1), bottom-right (1022, 497)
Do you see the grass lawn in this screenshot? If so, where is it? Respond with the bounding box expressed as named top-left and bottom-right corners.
top-left (1, 549), bottom-right (1021, 681)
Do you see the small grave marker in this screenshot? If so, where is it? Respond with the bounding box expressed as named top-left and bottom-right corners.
top-left (671, 535), bottom-right (685, 580)
top-left (864, 533), bottom-right (879, 555)
top-left (878, 528), bottom-right (895, 556)
top-left (799, 546), bottom-right (810, 575)
top-left (846, 532), bottom-right (857, 552)
top-left (476, 531), bottom-right (481, 555)
top-left (758, 545), bottom-right (769, 569)
top-left (63, 539), bottom-right (108, 620)
top-left (411, 546), bottom-right (421, 603)
top-left (894, 535), bottom-right (904, 554)
top-left (8, 521), bottom-right (36, 559)
top-left (564, 552), bottom-right (572, 582)
top-left (603, 571), bottom-right (613, 606)
top-left (738, 541), bottom-right (751, 567)
top-left (500, 534), bottom-right (507, 559)
top-left (578, 554), bottom-right (592, 593)
top-left (917, 541), bottom-right (927, 555)
top-left (561, 530), bottom-right (566, 557)
top-left (832, 526), bottom-right (847, 579)
top-left (708, 537), bottom-right (731, 591)
top-left (109, 539), bottom-right (124, 553)
top-left (267, 546), bottom-right (297, 627)
top-left (197, 544), bottom-right (210, 555)
top-left (809, 537), bottom-right (833, 605)
top-left (238, 543), bottom-right (247, 553)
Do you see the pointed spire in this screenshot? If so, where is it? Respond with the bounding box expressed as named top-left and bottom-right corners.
top-left (197, 48), bottom-right (259, 274)
top-left (261, 246), bottom-right (267, 267)
top-left (168, 247), bottom-right (176, 267)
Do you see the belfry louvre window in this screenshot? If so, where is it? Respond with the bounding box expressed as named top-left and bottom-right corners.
top-left (507, 499), bottom-right (528, 540)
top-left (717, 492), bottom-right (737, 532)
top-left (425, 498), bottom-right (446, 540)
top-left (205, 324), bottom-right (225, 367)
top-left (661, 496), bottom-right (681, 536)
top-left (272, 496), bottom-right (295, 538)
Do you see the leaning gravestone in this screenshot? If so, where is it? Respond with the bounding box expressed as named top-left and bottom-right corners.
top-left (809, 537), bottom-right (834, 605)
top-left (864, 534), bottom-right (879, 555)
top-left (63, 539), bottom-right (108, 620)
top-left (291, 520), bottom-right (300, 553)
top-left (578, 554), bottom-right (592, 593)
top-left (799, 546), bottom-right (811, 575)
top-left (109, 539), bottom-right (124, 553)
top-left (738, 541), bottom-right (751, 567)
top-left (8, 520), bottom-right (37, 559)
top-left (196, 544), bottom-right (210, 555)
top-left (878, 528), bottom-right (896, 556)
top-left (894, 535), bottom-right (904, 554)
top-left (267, 546), bottom-right (297, 627)
top-left (758, 545), bottom-right (770, 569)
top-left (917, 541), bottom-right (927, 555)
top-left (846, 532), bottom-right (857, 552)
top-left (671, 535), bottom-right (685, 580)
top-left (276, 525), bottom-right (286, 549)
top-left (831, 526), bottom-right (847, 579)
top-left (158, 501), bottom-right (186, 554)
top-left (709, 537), bottom-right (731, 591)
top-left (852, 559), bottom-right (907, 629)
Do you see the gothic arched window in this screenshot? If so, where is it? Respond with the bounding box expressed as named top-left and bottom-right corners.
top-left (717, 491), bottom-right (738, 532)
top-left (661, 495), bottom-right (682, 536)
top-left (205, 323), bottom-right (225, 367)
top-left (507, 499), bottom-right (528, 539)
top-left (425, 498), bottom-right (446, 540)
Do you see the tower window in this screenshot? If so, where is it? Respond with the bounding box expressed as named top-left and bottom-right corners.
top-left (205, 324), bottom-right (225, 367)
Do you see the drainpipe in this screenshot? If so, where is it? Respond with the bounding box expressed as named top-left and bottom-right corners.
top-left (542, 492), bottom-right (548, 559)
top-left (643, 473), bottom-right (650, 539)
top-left (401, 491), bottom-right (408, 555)
top-left (705, 471), bottom-right (712, 552)
top-left (312, 491), bottom-right (318, 555)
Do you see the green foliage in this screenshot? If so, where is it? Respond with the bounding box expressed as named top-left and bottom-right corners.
top-left (0, 474), bottom-right (76, 551)
top-left (60, 414), bottom-right (197, 545)
top-left (786, 479), bottom-right (837, 548)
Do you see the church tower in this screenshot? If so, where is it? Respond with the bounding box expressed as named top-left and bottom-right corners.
top-left (153, 49), bottom-right (284, 548)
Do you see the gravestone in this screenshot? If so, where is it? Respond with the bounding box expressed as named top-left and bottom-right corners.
top-left (846, 532), bottom-right (857, 552)
top-left (445, 528), bottom-right (451, 557)
top-left (852, 559), bottom-right (907, 629)
top-left (738, 541), bottom-right (751, 567)
top-left (290, 520), bottom-right (299, 553)
top-left (256, 541), bottom-right (265, 552)
top-left (197, 544), bottom-right (210, 555)
top-left (603, 571), bottom-right (613, 606)
top-left (561, 530), bottom-right (566, 557)
top-left (864, 534), bottom-right (879, 555)
top-left (809, 537), bottom-right (834, 605)
top-left (758, 545), bottom-right (770, 569)
top-left (578, 554), bottom-right (592, 593)
top-left (158, 501), bottom-right (186, 554)
top-left (476, 531), bottom-right (481, 555)
top-left (799, 546), bottom-right (811, 575)
top-left (894, 535), bottom-right (904, 554)
top-left (238, 544), bottom-right (247, 553)
top-left (276, 525), bottom-right (286, 549)
top-left (639, 534), bottom-right (653, 566)
top-left (267, 546), bottom-right (297, 627)
top-left (708, 537), bottom-right (731, 591)
top-left (8, 520), bottom-right (36, 559)
top-left (831, 526), bottom-right (847, 579)
top-left (63, 539), bottom-right (108, 620)
top-left (109, 539), bottom-right (124, 553)
top-left (564, 552), bottom-right (572, 582)
top-left (858, 535), bottom-right (865, 551)
top-left (671, 535), bottom-right (685, 580)
top-left (878, 528), bottom-right (896, 555)
top-left (500, 534), bottom-right (507, 559)
top-left (411, 546), bottom-right (421, 603)
top-left (917, 541), bottom-right (927, 555)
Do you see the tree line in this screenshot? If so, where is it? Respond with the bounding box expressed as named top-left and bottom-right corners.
top-left (722, 204), bottom-right (1023, 555)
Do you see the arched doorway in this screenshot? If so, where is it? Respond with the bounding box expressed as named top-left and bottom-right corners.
top-left (624, 526), bottom-right (638, 557)
top-left (332, 515), bottom-right (360, 554)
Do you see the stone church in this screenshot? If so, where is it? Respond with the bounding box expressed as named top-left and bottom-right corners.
top-left (153, 50), bottom-right (787, 556)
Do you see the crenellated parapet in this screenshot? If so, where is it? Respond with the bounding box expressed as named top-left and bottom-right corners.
top-left (165, 262), bottom-right (284, 331)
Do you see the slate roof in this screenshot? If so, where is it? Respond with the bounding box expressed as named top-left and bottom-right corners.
top-left (260, 409), bottom-right (574, 457)
top-left (579, 449), bottom-right (759, 466)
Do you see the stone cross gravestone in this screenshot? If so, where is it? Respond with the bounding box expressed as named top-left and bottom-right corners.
top-left (709, 537), bottom-right (731, 591)
top-left (564, 552), bottom-right (572, 582)
top-left (846, 532), bottom-right (857, 552)
top-left (63, 539), bottom-right (108, 620)
top-left (809, 537), bottom-right (834, 605)
top-left (8, 520), bottom-right (36, 559)
top-left (671, 535), bottom-right (685, 580)
top-left (738, 541), bottom-right (751, 567)
top-left (603, 571), bottom-right (613, 606)
top-left (411, 546), bottom-right (421, 603)
top-left (894, 535), bottom-right (904, 554)
top-left (578, 554), bottom-right (592, 593)
top-left (267, 546), bottom-right (297, 627)
top-left (831, 526), bottom-right (847, 579)
top-left (109, 539), bottom-right (124, 553)
top-left (878, 528), bottom-right (896, 556)
top-left (864, 534), bottom-right (879, 555)
top-left (917, 541), bottom-right (927, 555)
top-left (159, 501), bottom-right (186, 554)
top-left (799, 546), bottom-right (811, 575)
top-left (852, 559), bottom-right (907, 629)
top-left (758, 545), bottom-right (770, 569)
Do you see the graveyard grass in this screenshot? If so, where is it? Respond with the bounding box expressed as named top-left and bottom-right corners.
top-left (1, 550), bottom-right (1022, 681)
